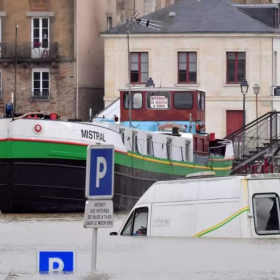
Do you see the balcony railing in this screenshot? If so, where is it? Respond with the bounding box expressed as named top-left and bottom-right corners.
top-left (32, 91), bottom-right (50, 99)
top-left (0, 42), bottom-right (58, 60)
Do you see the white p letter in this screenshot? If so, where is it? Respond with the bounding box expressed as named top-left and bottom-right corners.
top-left (96, 157), bottom-right (107, 188)
top-left (49, 258), bottom-right (64, 272)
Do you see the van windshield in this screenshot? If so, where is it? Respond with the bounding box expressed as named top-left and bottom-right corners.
top-left (121, 207), bottom-right (148, 236)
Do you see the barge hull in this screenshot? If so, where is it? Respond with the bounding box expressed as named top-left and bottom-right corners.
top-left (0, 158), bottom-right (179, 213)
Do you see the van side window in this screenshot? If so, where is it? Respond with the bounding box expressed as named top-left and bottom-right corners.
top-left (132, 207), bottom-right (148, 236)
top-left (121, 211), bottom-right (134, 236)
top-left (253, 193), bottom-right (280, 235)
top-left (120, 207), bottom-right (149, 236)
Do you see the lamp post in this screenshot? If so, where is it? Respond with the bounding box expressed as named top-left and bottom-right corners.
top-left (240, 78), bottom-right (249, 128)
top-left (240, 78), bottom-right (249, 154)
top-left (253, 83), bottom-right (260, 147)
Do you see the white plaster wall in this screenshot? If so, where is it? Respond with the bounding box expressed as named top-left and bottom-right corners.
top-left (103, 34), bottom-right (274, 138)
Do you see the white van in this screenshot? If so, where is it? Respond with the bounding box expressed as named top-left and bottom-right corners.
top-left (110, 173), bottom-right (280, 238)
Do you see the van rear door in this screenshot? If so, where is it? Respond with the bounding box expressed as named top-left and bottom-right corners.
top-left (248, 178), bottom-right (280, 238)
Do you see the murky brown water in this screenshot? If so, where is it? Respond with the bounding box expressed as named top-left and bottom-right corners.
top-left (1, 211), bottom-right (280, 280)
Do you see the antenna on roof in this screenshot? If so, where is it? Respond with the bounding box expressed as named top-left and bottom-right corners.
top-left (126, 12), bottom-right (162, 127)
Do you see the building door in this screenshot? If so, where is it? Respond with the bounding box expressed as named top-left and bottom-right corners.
top-left (226, 110), bottom-right (243, 136)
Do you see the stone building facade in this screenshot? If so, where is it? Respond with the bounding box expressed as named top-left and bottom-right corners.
top-left (78, 0), bottom-right (180, 114)
top-left (101, 0), bottom-right (280, 138)
top-left (0, 0), bottom-right (77, 121)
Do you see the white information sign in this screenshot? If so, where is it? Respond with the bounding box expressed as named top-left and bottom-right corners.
top-left (150, 96), bottom-right (168, 109)
top-left (84, 200), bottom-right (114, 228)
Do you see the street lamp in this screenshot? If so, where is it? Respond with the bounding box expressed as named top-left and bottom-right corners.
top-left (240, 78), bottom-right (249, 128)
top-left (253, 83), bottom-right (260, 147)
top-left (240, 78), bottom-right (249, 157)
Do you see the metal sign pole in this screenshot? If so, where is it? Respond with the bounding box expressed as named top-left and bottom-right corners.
top-left (91, 228), bottom-right (98, 271)
top-left (84, 145), bottom-right (115, 272)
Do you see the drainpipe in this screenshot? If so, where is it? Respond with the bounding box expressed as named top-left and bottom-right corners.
top-left (75, 0), bottom-right (79, 119)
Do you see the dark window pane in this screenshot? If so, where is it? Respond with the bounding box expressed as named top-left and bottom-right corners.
top-left (33, 72), bottom-right (40, 80)
top-left (238, 72), bottom-right (245, 83)
top-left (131, 71), bottom-right (139, 83)
top-left (189, 72), bottom-right (197, 83)
top-left (33, 18), bottom-right (40, 28)
top-left (228, 61), bottom-right (235, 73)
top-left (42, 29), bottom-right (48, 39)
top-left (147, 92), bottom-right (170, 110)
top-left (33, 29), bottom-right (40, 38)
top-left (228, 72), bottom-right (235, 83)
top-left (42, 41), bottom-right (48, 48)
top-left (238, 61), bottom-right (245, 72)
top-left (179, 71), bottom-right (186, 82)
top-left (174, 92), bottom-right (193, 109)
top-left (42, 81), bottom-right (49, 89)
top-left (34, 81), bottom-right (40, 89)
top-left (42, 18), bottom-right (48, 28)
top-left (42, 72), bottom-right (49, 80)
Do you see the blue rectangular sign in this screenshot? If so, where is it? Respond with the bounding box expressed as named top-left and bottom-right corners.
top-left (37, 251), bottom-right (75, 273)
top-left (85, 145), bottom-right (115, 200)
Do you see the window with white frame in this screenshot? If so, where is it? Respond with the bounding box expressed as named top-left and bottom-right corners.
top-left (32, 69), bottom-right (50, 98)
top-left (32, 18), bottom-right (49, 49)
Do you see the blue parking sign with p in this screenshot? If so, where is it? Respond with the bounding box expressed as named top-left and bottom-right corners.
top-left (85, 145), bottom-right (114, 200)
top-left (38, 251), bottom-right (75, 273)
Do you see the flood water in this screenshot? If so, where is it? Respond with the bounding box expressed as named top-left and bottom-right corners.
top-left (1, 212), bottom-right (280, 280)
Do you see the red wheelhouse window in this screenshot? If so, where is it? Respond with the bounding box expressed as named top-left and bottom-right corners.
top-left (226, 52), bottom-right (246, 84)
top-left (130, 52), bottom-right (148, 83)
top-left (178, 52), bottom-right (197, 83)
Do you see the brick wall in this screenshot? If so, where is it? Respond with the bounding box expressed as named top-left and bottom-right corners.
top-left (0, 61), bottom-right (76, 120)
